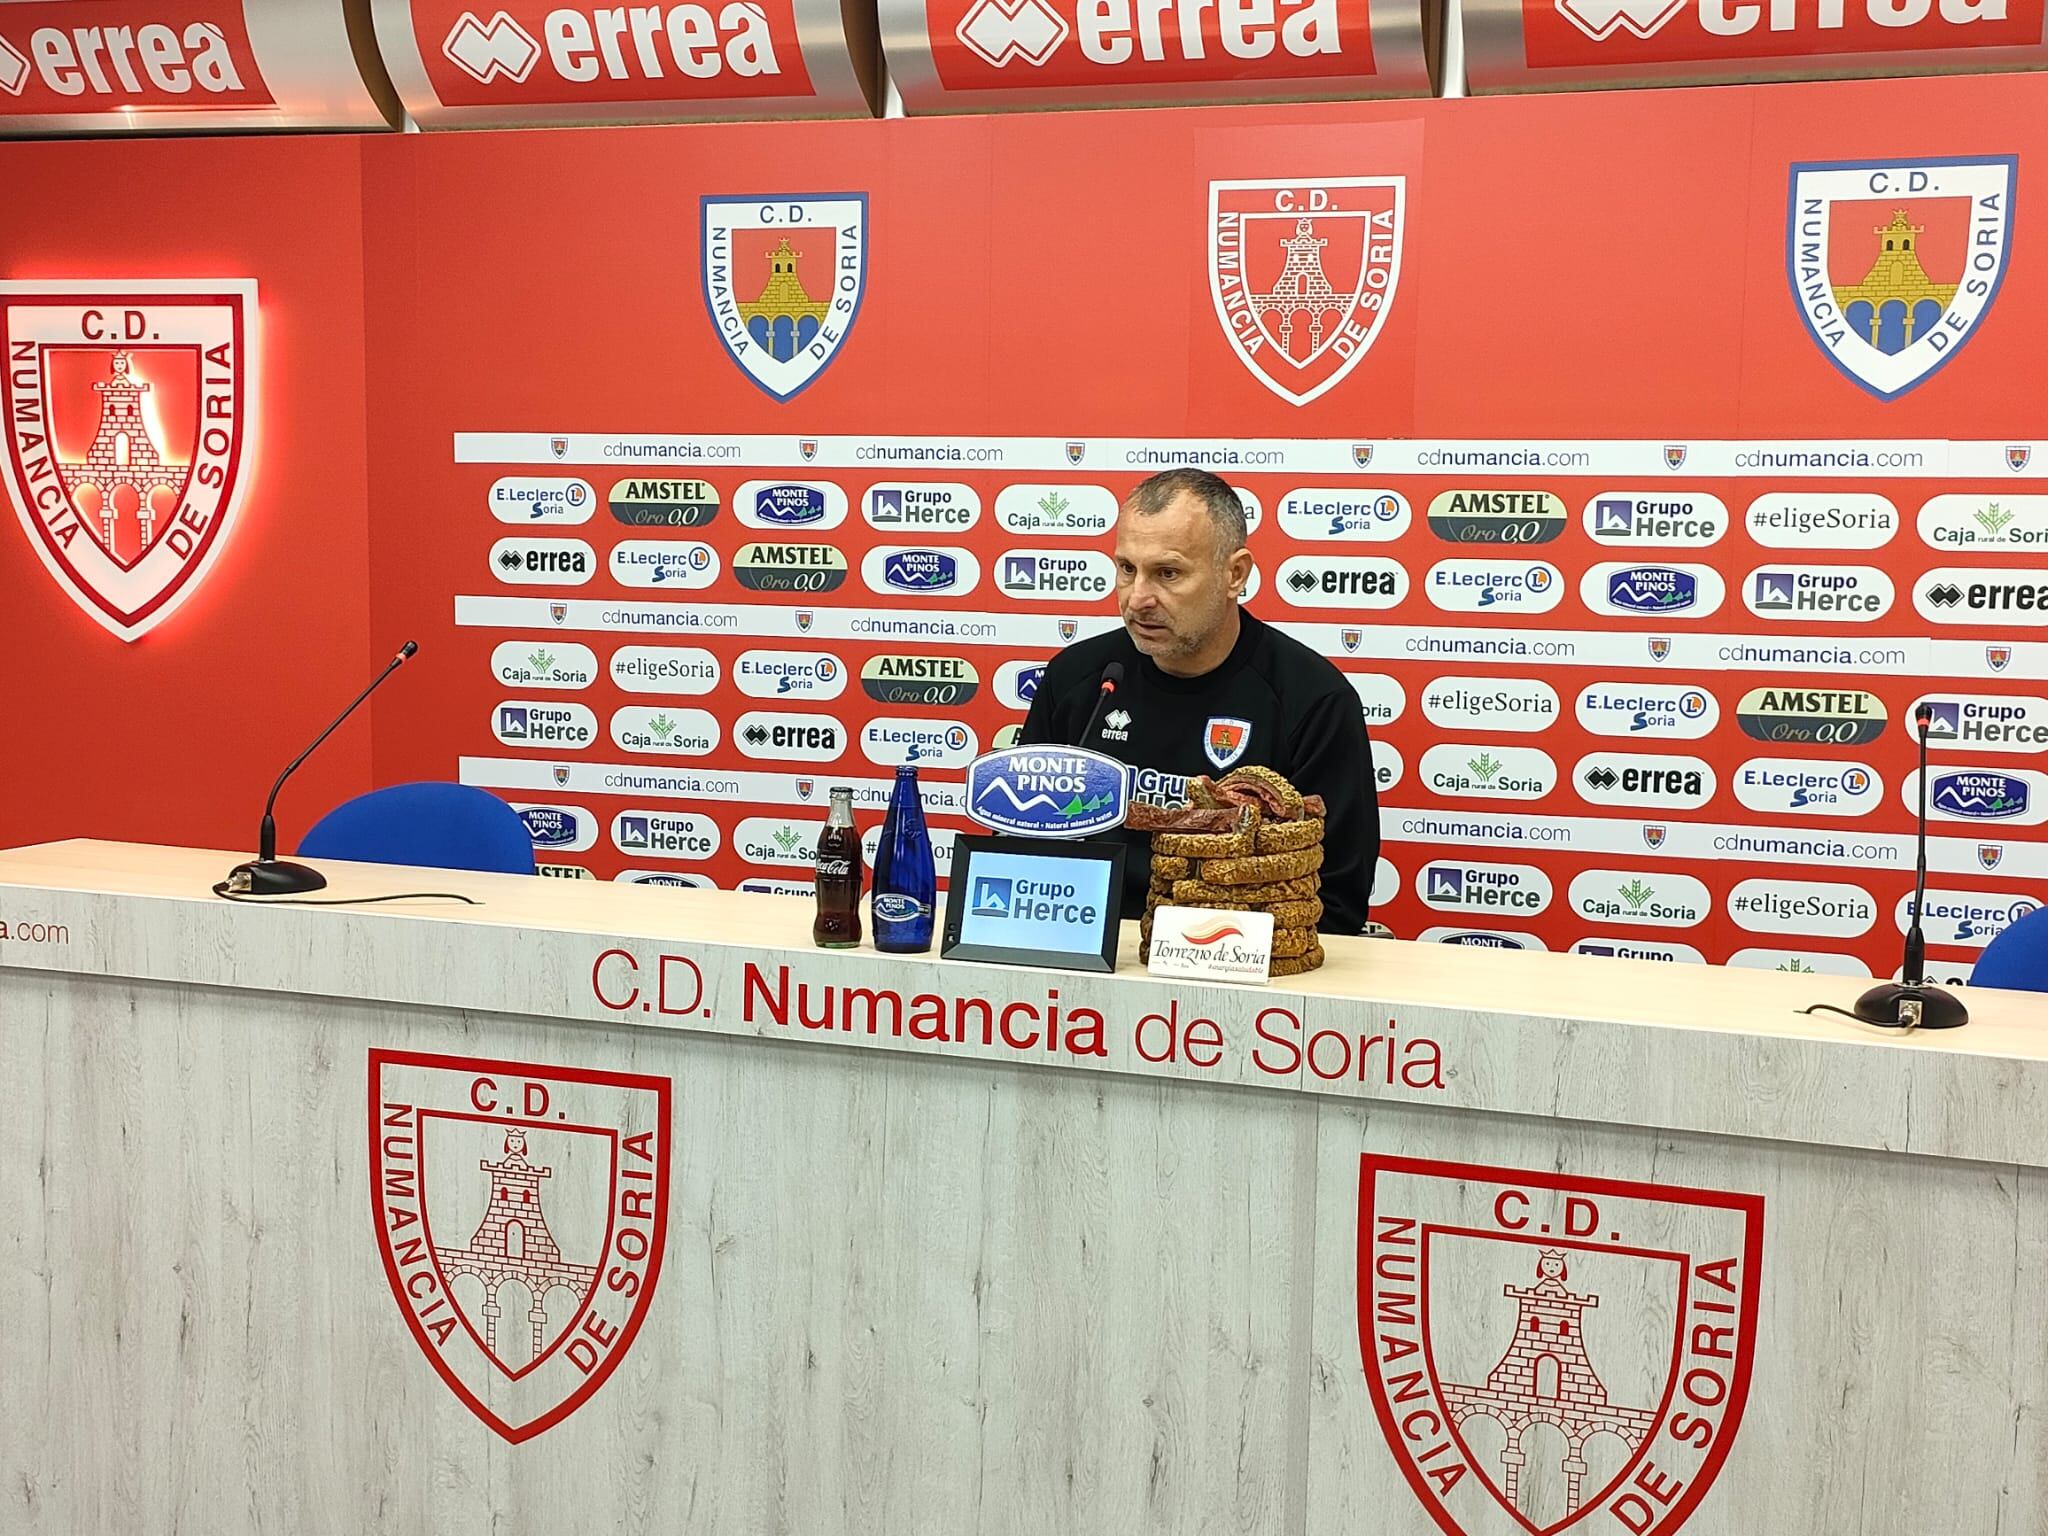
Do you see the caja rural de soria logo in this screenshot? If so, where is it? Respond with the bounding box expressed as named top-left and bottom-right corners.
top-left (0, 281), bottom-right (256, 640)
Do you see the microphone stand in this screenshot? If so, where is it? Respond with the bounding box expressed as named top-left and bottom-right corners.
top-left (220, 642), bottom-right (418, 897)
top-left (1851, 707), bottom-right (1968, 1030)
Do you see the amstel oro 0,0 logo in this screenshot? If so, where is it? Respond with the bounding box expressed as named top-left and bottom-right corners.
top-left (369, 1050), bottom-right (671, 1443)
top-left (0, 281), bottom-right (255, 640)
top-left (1734, 686), bottom-right (1886, 746)
top-left (608, 477), bottom-right (719, 527)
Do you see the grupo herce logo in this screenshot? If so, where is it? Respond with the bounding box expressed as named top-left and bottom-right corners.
top-left (0, 282), bottom-right (256, 640)
top-left (1742, 565), bottom-right (1893, 622)
top-left (1913, 693), bottom-right (2048, 753)
top-left (1426, 489), bottom-right (1567, 545)
top-left (611, 808), bottom-right (720, 858)
top-left (369, 1050), bottom-right (670, 1443)
top-left (1209, 178), bottom-right (1405, 407)
top-left (1734, 686), bottom-right (1886, 746)
top-left (702, 195), bottom-right (867, 402)
top-left (1360, 1157), bottom-right (1762, 1536)
top-left (1416, 860), bottom-right (1553, 915)
top-left (1788, 158), bottom-right (2015, 401)
top-left (865, 482), bottom-right (982, 531)
top-left (1582, 492), bottom-right (1726, 548)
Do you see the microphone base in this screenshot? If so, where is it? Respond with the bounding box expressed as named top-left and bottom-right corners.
top-left (221, 859), bottom-right (328, 897)
top-left (1852, 981), bottom-right (1969, 1031)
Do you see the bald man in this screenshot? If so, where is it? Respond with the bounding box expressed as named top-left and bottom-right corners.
top-left (1020, 467), bottom-right (1379, 933)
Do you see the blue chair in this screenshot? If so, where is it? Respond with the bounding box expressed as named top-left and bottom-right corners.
top-left (298, 782), bottom-right (536, 876)
top-left (1972, 903), bottom-right (2048, 994)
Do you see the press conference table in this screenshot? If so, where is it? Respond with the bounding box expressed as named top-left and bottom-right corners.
top-left (1, 840), bottom-right (2043, 1536)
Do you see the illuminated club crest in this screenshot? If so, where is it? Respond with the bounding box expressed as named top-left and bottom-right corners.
top-left (1788, 157), bottom-right (2015, 400)
top-left (1360, 1156), bottom-right (1764, 1536)
top-left (0, 282), bottom-right (255, 640)
top-left (369, 1050), bottom-right (671, 1443)
top-left (1209, 178), bottom-right (1406, 407)
top-left (702, 194), bottom-right (868, 401)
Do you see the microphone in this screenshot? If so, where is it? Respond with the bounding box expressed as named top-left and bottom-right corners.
top-left (220, 641), bottom-right (419, 897)
top-left (1851, 701), bottom-right (1968, 1030)
top-left (1078, 661), bottom-right (1125, 747)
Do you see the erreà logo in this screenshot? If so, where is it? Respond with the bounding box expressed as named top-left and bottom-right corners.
top-left (369, 1049), bottom-right (670, 1443)
top-left (432, 4), bottom-right (797, 98)
top-left (702, 194), bottom-right (866, 401)
top-left (0, 16), bottom-right (265, 107)
top-left (1210, 178), bottom-right (1404, 406)
top-left (0, 282), bottom-right (255, 640)
top-left (1360, 1156), bottom-right (1763, 1536)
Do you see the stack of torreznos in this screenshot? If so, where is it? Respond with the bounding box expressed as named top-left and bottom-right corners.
top-left (1132, 766), bottom-right (1327, 977)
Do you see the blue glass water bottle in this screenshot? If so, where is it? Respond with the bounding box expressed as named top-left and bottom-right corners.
top-left (871, 762), bottom-right (936, 953)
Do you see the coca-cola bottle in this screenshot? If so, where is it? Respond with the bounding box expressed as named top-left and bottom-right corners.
top-left (813, 786), bottom-right (863, 949)
top-left (871, 762), bottom-right (936, 954)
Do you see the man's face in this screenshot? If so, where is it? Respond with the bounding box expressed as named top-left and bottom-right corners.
top-left (1113, 493), bottom-right (1248, 663)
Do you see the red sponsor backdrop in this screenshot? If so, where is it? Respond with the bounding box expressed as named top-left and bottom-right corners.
top-left (4, 74), bottom-right (2047, 975)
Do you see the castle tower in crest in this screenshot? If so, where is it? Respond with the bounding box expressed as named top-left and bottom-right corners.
top-left (1439, 1252), bottom-right (1657, 1516)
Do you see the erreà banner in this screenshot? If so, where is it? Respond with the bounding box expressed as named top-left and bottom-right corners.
top-left (372, 0), bottom-right (876, 123)
top-left (881, 0), bottom-right (1432, 108)
top-left (1464, 0), bottom-right (2048, 90)
top-left (0, 0), bottom-right (393, 131)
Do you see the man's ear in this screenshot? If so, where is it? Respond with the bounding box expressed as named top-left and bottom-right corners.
top-left (1226, 545), bottom-right (1255, 594)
